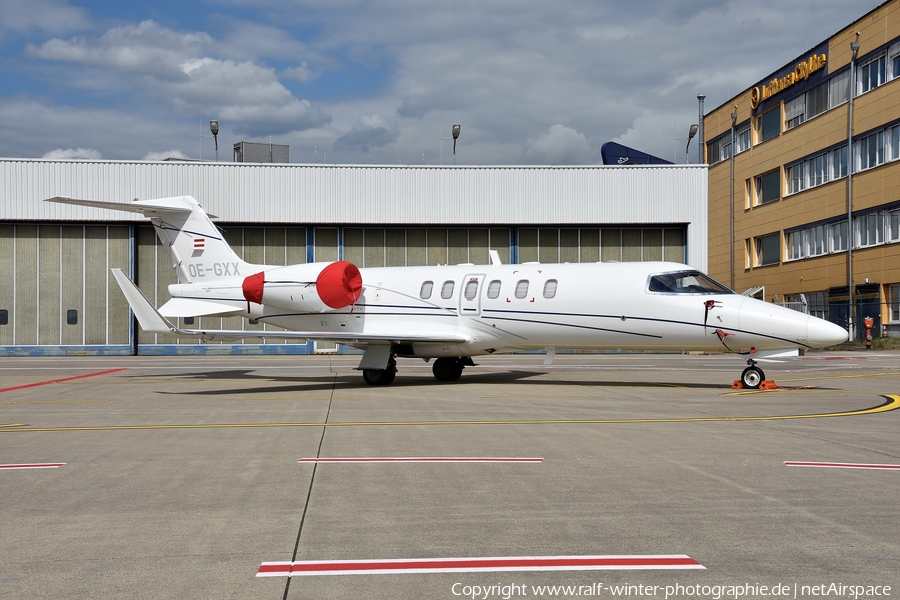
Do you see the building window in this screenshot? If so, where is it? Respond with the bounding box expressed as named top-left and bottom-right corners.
top-left (0, 309), bottom-right (7, 325)
top-left (420, 281), bottom-right (433, 299)
top-left (755, 169), bottom-right (780, 205)
top-left (788, 162), bottom-right (806, 194)
top-left (859, 54), bottom-right (886, 93)
top-left (829, 221), bottom-right (849, 252)
top-left (855, 212), bottom-right (884, 248)
top-left (829, 70), bottom-right (850, 108)
top-left (858, 131), bottom-right (885, 171)
top-left (755, 233), bottom-right (780, 266)
top-left (735, 125), bottom-right (750, 154)
top-left (183, 317), bottom-right (195, 325)
top-left (486, 280), bottom-right (501, 299)
top-left (757, 106), bottom-right (781, 143)
top-left (890, 284), bottom-right (900, 322)
top-left (785, 95), bottom-right (805, 129)
top-left (888, 209), bottom-right (900, 243)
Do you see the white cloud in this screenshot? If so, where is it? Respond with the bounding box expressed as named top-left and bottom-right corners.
top-left (283, 62), bottom-right (320, 83)
top-left (26, 20), bottom-right (330, 137)
top-left (522, 125), bottom-right (592, 165)
top-left (334, 113), bottom-right (397, 153)
top-left (41, 147), bottom-right (102, 160)
top-left (142, 150), bottom-right (192, 161)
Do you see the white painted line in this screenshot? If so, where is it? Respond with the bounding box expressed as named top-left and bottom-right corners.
top-left (257, 555), bottom-right (705, 577)
top-left (0, 463), bottom-right (65, 470)
top-left (785, 461), bottom-right (900, 471)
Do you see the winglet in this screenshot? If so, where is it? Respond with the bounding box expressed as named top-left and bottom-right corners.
top-left (111, 268), bottom-right (177, 335)
top-left (489, 249), bottom-right (502, 266)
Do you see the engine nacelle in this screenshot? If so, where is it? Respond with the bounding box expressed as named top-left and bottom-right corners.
top-left (241, 261), bottom-right (362, 313)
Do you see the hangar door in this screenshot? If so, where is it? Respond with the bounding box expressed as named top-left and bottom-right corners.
top-left (0, 224), bottom-right (130, 350)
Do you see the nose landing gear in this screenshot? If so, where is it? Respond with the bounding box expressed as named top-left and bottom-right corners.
top-left (740, 359), bottom-right (765, 390)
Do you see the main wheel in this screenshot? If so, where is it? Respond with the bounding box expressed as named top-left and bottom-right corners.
top-left (362, 368), bottom-right (396, 386)
top-left (740, 365), bottom-right (764, 389)
top-left (432, 358), bottom-right (464, 382)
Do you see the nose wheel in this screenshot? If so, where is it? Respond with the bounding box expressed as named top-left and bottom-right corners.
top-left (740, 359), bottom-right (765, 389)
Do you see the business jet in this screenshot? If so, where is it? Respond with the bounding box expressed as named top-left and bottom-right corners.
top-left (46, 195), bottom-right (848, 388)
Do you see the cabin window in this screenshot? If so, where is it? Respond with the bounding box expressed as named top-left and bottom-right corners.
top-left (441, 280), bottom-right (455, 299)
top-left (515, 279), bottom-right (529, 299)
top-left (420, 281), bottom-right (434, 299)
top-left (487, 280), bottom-right (501, 299)
top-left (543, 279), bottom-right (558, 299)
top-left (464, 279), bottom-right (479, 300)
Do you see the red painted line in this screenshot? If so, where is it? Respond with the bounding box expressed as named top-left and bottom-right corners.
top-left (785, 461), bottom-right (900, 470)
top-left (0, 463), bottom-right (65, 470)
top-left (298, 457), bottom-right (543, 464)
top-left (0, 368), bottom-right (127, 393)
top-left (256, 555), bottom-right (705, 577)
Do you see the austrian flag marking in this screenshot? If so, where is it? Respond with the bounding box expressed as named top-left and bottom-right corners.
top-left (256, 555), bottom-right (705, 577)
top-left (194, 237), bottom-right (205, 250)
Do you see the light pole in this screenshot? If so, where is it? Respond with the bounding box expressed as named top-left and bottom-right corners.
top-left (730, 106), bottom-right (738, 290)
top-left (697, 94), bottom-right (706, 164)
top-left (846, 34), bottom-right (860, 341)
top-left (685, 124), bottom-right (698, 163)
top-left (209, 120), bottom-right (219, 162)
top-left (200, 119), bottom-right (219, 161)
top-left (451, 124), bottom-right (460, 165)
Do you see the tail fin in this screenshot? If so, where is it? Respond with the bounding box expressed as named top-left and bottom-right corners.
top-left (46, 195), bottom-right (259, 283)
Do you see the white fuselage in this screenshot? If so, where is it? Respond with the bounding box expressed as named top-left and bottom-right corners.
top-left (169, 260), bottom-right (847, 357)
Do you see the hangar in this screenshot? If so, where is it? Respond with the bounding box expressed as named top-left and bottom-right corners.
top-left (0, 158), bottom-right (707, 355)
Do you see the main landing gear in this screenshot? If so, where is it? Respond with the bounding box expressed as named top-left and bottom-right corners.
top-left (361, 356), bottom-right (474, 386)
top-left (740, 358), bottom-right (765, 390)
top-left (362, 356), bottom-right (397, 386)
top-left (431, 357), bottom-right (469, 382)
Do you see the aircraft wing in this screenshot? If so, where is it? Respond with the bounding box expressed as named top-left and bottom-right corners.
top-left (111, 269), bottom-right (467, 344)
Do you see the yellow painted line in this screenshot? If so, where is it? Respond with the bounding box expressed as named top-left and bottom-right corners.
top-left (779, 371), bottom-right (900, 383)
top-left (0, 424), bottom-right (26, 429)
top-left (2, 395), bottom-right (898, 433)
top-left (0, 399), bottom-right (109, 405)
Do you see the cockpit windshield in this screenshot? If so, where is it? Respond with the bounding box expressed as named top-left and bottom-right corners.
top-left (647, 271), bottom-right (732, 295)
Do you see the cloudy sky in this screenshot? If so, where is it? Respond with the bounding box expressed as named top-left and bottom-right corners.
top-left (0, 0), bottom-right (885, 165)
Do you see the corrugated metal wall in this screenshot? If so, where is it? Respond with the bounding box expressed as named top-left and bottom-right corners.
top-left (1, 159), bottom-right (707, 271)
top-left (0, 224), bottom-right (130, 350)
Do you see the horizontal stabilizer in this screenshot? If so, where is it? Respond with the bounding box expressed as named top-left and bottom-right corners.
top-left (45, 196), bottom-right (218, 218)
top-left (159, 297), bottom-right (244, 318)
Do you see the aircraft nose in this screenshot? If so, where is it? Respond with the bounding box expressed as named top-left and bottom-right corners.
top-left (806, 315), bottom-right (849, 348)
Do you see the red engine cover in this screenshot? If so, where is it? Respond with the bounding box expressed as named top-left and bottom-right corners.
top-left (316, 261), bottom-right (363, 309)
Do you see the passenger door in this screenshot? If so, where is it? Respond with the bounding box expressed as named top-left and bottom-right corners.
top-left (459, 274), bottom-right (486, 317)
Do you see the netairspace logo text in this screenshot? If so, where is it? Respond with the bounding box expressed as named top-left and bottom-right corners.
top-left (450, 581), bottom-right (892, 599)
